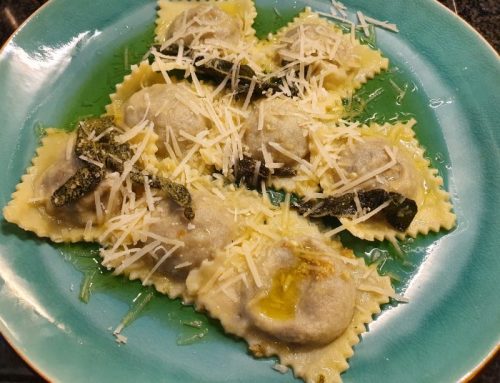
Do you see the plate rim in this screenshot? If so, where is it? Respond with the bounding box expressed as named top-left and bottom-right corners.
top-left (0, 0), bottom-right (498, 382)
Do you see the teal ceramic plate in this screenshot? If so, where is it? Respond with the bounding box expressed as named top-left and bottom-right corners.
top-left (0, 1), bottom-right (499, 382)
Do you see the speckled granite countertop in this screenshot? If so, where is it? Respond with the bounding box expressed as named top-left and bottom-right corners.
top-left (0, 0), bottom-right (498, 382)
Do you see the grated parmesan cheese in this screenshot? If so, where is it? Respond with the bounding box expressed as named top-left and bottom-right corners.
top-left (272, 363), bottom-right (289, 374)
top-left (324, 201), bottom-right (391, 237)
top-left (65, 133), bottom-right (75, 161)
top-left (257, 101), bottom-right (265, 131)
top-left (332, 146), bottom-right (398, 195)
top-left (243, 250), bottom-right (263, 288)
top-left (242, 76), bottom-right (257, 110)
top-left (143, 175), bottom-right (155, 212)
top-left (268, 142), bottom-right (313, 170)
top-left (356, 11), bottom-right (370, 37)
top-left (79, 155), bottom-right (104, 168)
top-left (363, 15), bottom-right (399, 32)
top-left (142, 243), bottom-right (183, 283)
top-left (174, 261), bottom-right (193, 269)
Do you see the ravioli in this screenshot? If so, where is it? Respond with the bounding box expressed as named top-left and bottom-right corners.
top-left (254, 8), bottom-right (389, 98)
top-left (106, 60), bottom-right (165, 126)
top-left (100, 181), bottom-right (247, 298)
top-left (124, 83), bottom-right (210, 154)
top-left (106, 60), bottom-right (221, 185)
top-left (316, 119), bottom-right (456, 241)
top-left (187, 195), bottom-right (394, 383)
top-left (242, 97), bottom-right (312, 166)
top-left (3, 129), bottom-right (106, 243)
top-left (155, 0), bottom-right (258, 48)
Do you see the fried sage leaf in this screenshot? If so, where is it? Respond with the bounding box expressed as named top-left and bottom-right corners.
top-left (130, 171), bottom-right (194, 220)
top-left (194, 58), bottom-right (299, 98)
top-left (51, 164), bottom-right (106, 207)
top-left (157, 44), bottom-right (193, 58)
top-left (383, 193), bottom-right (418, 231)
top-left (273, 166), bottom-right (298, 178)
top-left (52, 117), bottom-right (114, 207)
top-left (52, 117), bottom-right (194, 219)
top-left (293, 189), bottom-right (417, 231)
top-left (194, 57), bottom-right (255, 82)
top-left (154, 45), bottom-right (298, 99)
top-left (234, 155), bottom-right (297, 189)
top-left (234, 156), bottom-right (270, 188)
top-left (75, 116), bottom-right (133, 165)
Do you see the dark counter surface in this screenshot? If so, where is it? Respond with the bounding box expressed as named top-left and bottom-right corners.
top-left (0, 0), bottom-right (498, 382)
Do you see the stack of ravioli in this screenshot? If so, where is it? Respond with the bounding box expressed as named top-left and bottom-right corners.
top-left (3, 1), bottom-right (455, 382)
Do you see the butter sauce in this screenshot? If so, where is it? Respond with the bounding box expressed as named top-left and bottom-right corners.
top-left (255, 266), bottom-right (302, 320)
